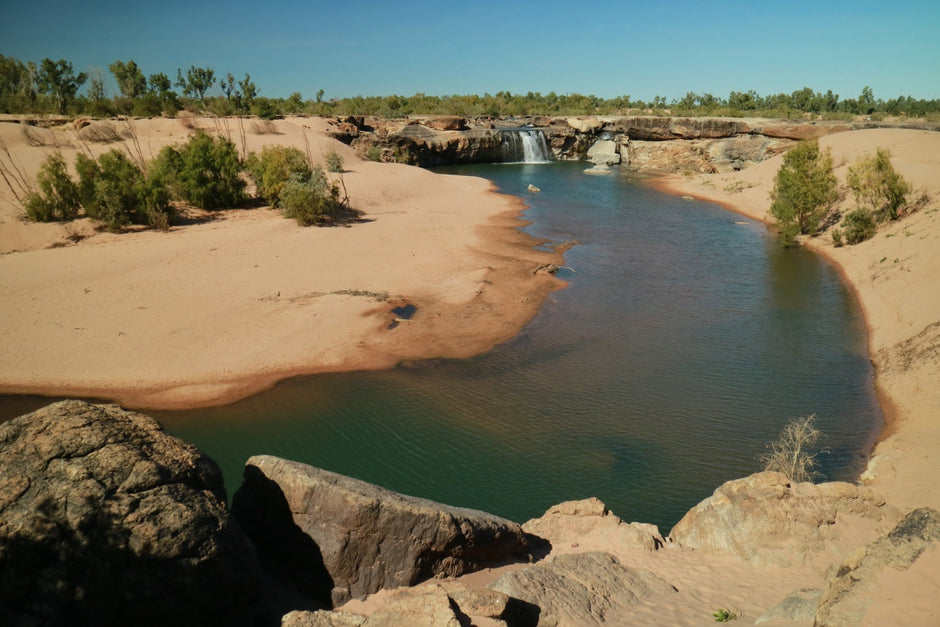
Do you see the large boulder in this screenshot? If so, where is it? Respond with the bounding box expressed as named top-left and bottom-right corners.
top-left (488, 551), bottom-right (677, 626)
top-left (232, 455), bottom-right (530, 606)
top-left (669, 471), bottom-right (900, 567)
top-left (0, 400), bottom-right (262, 626)
top-left (586, 139), bottom-right (620, 165)
top-left (815, 507), bottom-right (940, 626)
top-left (523, 498), bottom-right (664, 552)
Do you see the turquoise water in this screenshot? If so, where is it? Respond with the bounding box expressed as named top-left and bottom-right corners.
top-left (2, 161), bottom-right (881, 532)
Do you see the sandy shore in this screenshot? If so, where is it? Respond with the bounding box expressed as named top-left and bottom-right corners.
top-left (0, 116), bottom-right (563, 408)
top-left (652, 128), bottom-right (940, 515)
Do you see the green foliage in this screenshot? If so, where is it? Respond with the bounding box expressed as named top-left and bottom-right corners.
top-left (365, 145), bottom-right (383, 162)
top-left (157, 131), bottom-right (245, 209)
top-left (769, 139), bottom-right (838, 244)
top-left (176, 65), bottom-right (215, 102)
top-left (847, 148), bottom-right (912, 222)
top-left (37, 58), bottom-right (86, 114)
top-left (74, 150), bottom-right (174, 231)
top-left (109, 60), bottom-right (147, 99)
top-left (280, 168), bottom-right (342, 226)
top-left (23, 153), bottom-right (80, 222)
top-left (245, 145), bottom-right (311, 206)
top-left (713, 608), bottom-right (739, 622)
top-left (841, 209), bottom-right (877, 244)
top-left (831, 228), bottom-right (844, 247)
top-left (760, 415), bottom-right (825, 483)
top-left (325, 150), bottom-right (344, 173)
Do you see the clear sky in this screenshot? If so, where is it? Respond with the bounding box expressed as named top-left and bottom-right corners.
top-left (2, 0), bottom-right (938, 103)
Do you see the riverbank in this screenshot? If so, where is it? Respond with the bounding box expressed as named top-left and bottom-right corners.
top-left (652, 128), bottom-right (940, 514)
top-left (0, 116), bottom-right (563, 408)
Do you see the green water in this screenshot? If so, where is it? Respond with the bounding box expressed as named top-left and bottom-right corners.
top-left (2, 162), bottom-right (882, 532)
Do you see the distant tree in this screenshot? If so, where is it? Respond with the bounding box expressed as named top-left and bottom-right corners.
top-left (847, 148), bottom-right (911, 221)
top-left (0, 54), bottom-right (36, 112)
top-left (37, 58), bottom-right (87, 114)
top-left (176, 65), bottom-right (215, 102)
top-left (858, 86), bottom-right (876, 115)
top-left (109, 60), bottom-right (147, 99)
top-left (147, 72), bottom-right (180, 115)
top-left (769, 138), bottom-right (838, 244)
top-left (85, 68), bottom-right (112, 116)
top-left (238, 74), bottom-right (257, 113)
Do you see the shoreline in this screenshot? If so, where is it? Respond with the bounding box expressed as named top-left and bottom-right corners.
top-left (649, 127), bottom-right (940, 513)
top-left (0, 117), bottom-right (564, 410)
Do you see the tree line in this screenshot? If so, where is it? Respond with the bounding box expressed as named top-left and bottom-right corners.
top-left (2, 54), bottom-right (939, 120)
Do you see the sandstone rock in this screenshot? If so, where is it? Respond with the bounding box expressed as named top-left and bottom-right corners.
top-left (282, 610), bottom-right (366, 627)
top-left (523, 498), bottom-right (665, 552)
top-left (422, 116), bottom-right (468, 131)
top-left (0, 400), bottom-right (262, 626)
top-left (669, 472), bottom-right (900, 567)
top-left (566, 117), bottom-right (603, 133)
top-left (488, 551), bottom-right (677, 626)
top-left (232, 455), bottom-right (529, 606)
top-left (754, 122), bottom-right (851, 140)
top-left (815, 507), bottom-right (940, 626)
top-left (586, 139), bottom-right (620, 165)
top-left (755, 588), bottom-right (822, 623)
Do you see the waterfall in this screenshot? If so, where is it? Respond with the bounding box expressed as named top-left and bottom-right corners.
top-left (499, 129), bottom-right (553, 163)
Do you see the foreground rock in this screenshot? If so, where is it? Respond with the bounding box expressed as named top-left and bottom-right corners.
top-left (488, 551), bottom-right (678, 626)
top-left (232, 455), bottom-right (530, 606)
top-left (815, 507), bottom-right (940, 626)
top-left (0, 400), bottom-right (261, 626)
top-left (669, 471), bottom-right (900, 567)
top-left (523, 497), bottom-right (665, 552)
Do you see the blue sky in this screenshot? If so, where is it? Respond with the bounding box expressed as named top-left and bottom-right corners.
top-left (3, 0), bottom-right (938, 102)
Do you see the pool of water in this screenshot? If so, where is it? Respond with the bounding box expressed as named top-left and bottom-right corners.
top-left (1, 161), bottom-right (882, 532)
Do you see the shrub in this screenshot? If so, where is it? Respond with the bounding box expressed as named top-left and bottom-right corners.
top-left (760, 415), bottom-right (825, 483)
top-left (23, 153), bottom-right (80, 222)
top-left (847, 148), bottom-right (912, 222)
top-left (325, 150), bottom-right (344, 173)
top-left (75, 150), bottom-right (174, 231)
top-left (831, 228), bottom-right (844, 247)
top-left (365, 145), bottom-right (383, 162)
top-left (158, 131), bottom-right (245, 209)
top-left (280, 168), bottom-right (341, 226)
top-left (841, 209), bottom-right (877, 244)
top-left (244, 145), bottom-right (311, 206)
top-left (769, 139), bottom-right (838, 245)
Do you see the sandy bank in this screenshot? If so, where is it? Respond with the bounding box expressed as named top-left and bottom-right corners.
top-left (652, 128), bottom-right (940, 514)
top-left (0, 117), bottom-right (563, 408)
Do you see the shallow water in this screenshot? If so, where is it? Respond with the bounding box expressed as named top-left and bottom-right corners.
top-left (2, 161), bottom-right (882, 531)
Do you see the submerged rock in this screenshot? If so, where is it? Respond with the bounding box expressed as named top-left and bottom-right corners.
top-left (232, 455), bottom-right (530, 606)
top-left (669, 471), bottom-right (900, 567)
top-left (0, 400), bottom-right (262, 626)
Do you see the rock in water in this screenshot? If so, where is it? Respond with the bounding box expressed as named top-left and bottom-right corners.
top-left (232, 455), bottom-right (529, 606)
top-left (669, 471), bottom-right (899, 567)
top-left (0, 400), bottom-right (262, 626)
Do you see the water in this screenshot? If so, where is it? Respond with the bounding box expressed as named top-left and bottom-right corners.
top-left (500, 129), bottom-right (553, 163)
top-left (0, 162), bottom-right (881, 532)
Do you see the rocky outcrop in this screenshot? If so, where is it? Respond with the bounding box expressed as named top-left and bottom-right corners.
top-left (523, 497), bottom-right (665, 552)
top-left (815, 507), bottom-right (940, 626)
top-left (488, 551), bottom-right (677, 626)
top-left (669, 471), bottom-right (900, 567)
top-left (232, 455), bottom-right (530, 606)
top-left (609, 116), bottom-right (749, 140)
top-left (586, 139), bottom-right (621, 165)
top-left (0, 400), bottom-right (262, 626)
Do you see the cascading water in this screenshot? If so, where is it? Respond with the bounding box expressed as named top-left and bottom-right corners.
top-left (499, 129), bottom-right (553, 163)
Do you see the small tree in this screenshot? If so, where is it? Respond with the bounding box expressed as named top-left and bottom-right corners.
top-left (23, 153), bottom-right (80, 222)
top-left (325, 150), bottom-right (344, 173)
top-left (154, 131), bottom-right (245, 209)
top-left (280, 168), bottom-right (342, 226)
top-left (109, 59), bottom-right (147, 100)
top-left (760, 415), bottom-right (825, 483)
top-left (245, 145), bottom-right (311, 207)
top-left (841, 209), bottom-right (877, 244)
top-left (846, 148), bottom-right (911, 222)
top-left (769, 139), bottom-right (838, 245)
top-left (176, 65), bottom-right (215, 103)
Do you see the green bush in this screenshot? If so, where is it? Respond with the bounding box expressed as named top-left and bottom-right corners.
top-left (245, 145), bottom-right (310, 206)
top-left (365, 145), bottom-right (383, 162)
top-left (157, 131), bottom-right (245, 209)
top-left (841, 209), bottom-right (877, 244)
top-left (847, 148), bottom-right (912, 222)
top-left (769, 139), bottom-right (838, 245)
top-left (75, 150), bottom-right (174, 231)
top-left (325, 150), bottom-right (344, 173)
top-left (23, 153), bottom-right (80, 222)
top-left (831, 228), bottom-right (844, 247)
top-left (280, 168), bottom-right (341, 226)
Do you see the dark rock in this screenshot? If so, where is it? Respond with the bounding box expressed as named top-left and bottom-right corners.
top-left (488, 551), bottom-right (677, 626)
top-left (0, 400), bottom-right (262, 627)
top-left (669, 472), bottom-right (899, 567)
top-left (232, 455), bottom-right (529, 606)
top-left (815, 507), bottom-right (940, 626)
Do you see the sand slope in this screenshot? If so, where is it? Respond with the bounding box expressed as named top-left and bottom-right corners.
top-left (0, 117), bottom-right (562, 408)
